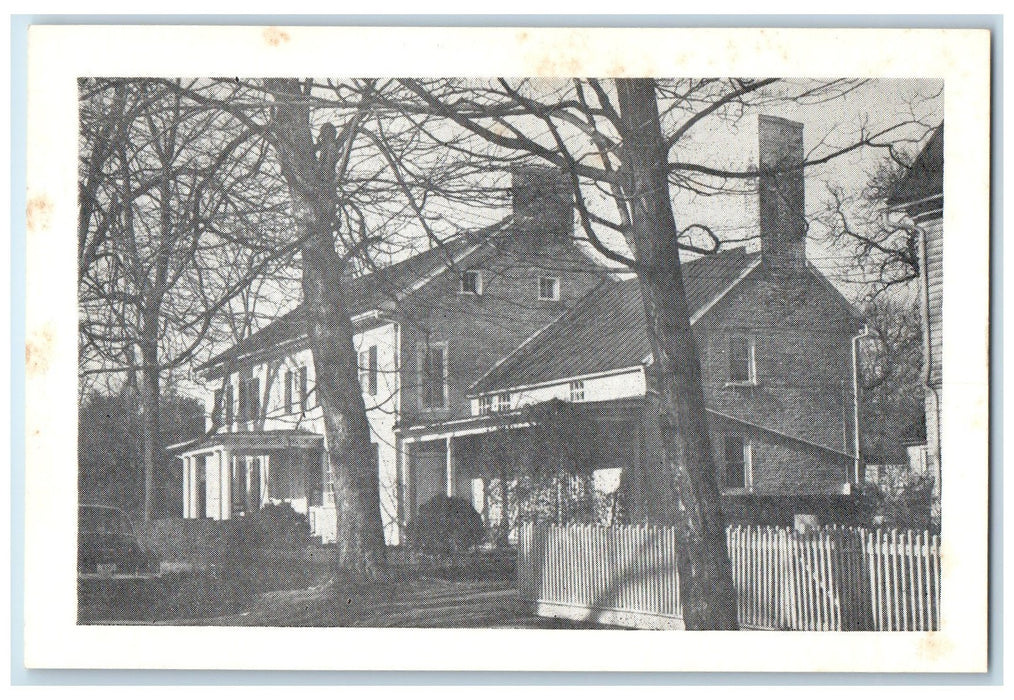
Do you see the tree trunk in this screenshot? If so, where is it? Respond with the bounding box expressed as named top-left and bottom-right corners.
top-left (614, 78), bottom-right (738, 630)
top-left (265, 78), bottom-right (387, 576)
top-left (139, 336), bottom-right (162, 522)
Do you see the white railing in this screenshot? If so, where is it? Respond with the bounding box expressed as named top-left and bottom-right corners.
top-left (517, 522), bottom-right (940, 631)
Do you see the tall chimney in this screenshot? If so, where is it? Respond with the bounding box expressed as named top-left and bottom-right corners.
top-left (758, 115), bottom-right (806, 270)
top-left (510, 164), bottom-right (574, 242)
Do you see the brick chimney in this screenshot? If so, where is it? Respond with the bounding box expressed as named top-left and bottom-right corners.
top-left (758, 115), bottom-right (807, 270)
top-left (510, 164), bottom-right (574, 242)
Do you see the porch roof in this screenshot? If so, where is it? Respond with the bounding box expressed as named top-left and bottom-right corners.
top-left (173, 429), bottom-right (324, 458)
top-left (399, 397), bottom-right (647, 444)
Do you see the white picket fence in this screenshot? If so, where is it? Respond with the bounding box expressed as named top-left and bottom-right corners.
top-left (517, 522), bottom-right (940, 631)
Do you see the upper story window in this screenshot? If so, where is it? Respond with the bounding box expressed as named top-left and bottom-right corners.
top-left (359, 345), bottom-right (378, 396)
top-left (221, 383), bottom-right (234, 425)
top-left (722, 434), bottom-right (752, 491)
top-left (728, 335), bottom-right (757, 385)
top-left (284, 370), bottom-right (293, 414)
top-left (538, 276), bottom-right (560, 301)
top-left (419, 341), bottom-right (448, 410)
top-left (460, 269), bottom-right (482, 296)
top-left (494, 392), bottom-right (511, 412)
top-left (569, 380), bottom-right (585, 402)
top-left (479, 392), bottom-right (510, 415)
top-left (239, 376), bottom-right (260, 423)
top-left (213, 387), bottom-right (224, 425)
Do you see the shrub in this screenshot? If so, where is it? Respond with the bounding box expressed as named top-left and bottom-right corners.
top-left (408, 496), bottom-right (484, 553)
top-left (223, 503), bottom-right (312, 560)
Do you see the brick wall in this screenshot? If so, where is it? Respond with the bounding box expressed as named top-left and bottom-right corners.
top-left (697, 265), bottom-right (861, 459)
top-left (397, 237), bottom-right (608, 427)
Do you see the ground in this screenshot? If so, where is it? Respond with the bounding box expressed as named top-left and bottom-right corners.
top-left (80, 572), bottom-right (609, 628)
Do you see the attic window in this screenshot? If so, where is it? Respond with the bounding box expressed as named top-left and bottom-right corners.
top-left (538, 276), bottom-right (560, 301)
top-left (569, 380), bottom-right (585, 403)
top-left (494, 392), bottom-right (511, 412)
top-left (460, 270), bottom-right (482, 295)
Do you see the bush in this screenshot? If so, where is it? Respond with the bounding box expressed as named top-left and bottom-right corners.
top-left (224, 503), bottom-right (312, 559)
top-left (407, 496), bottom-right (484, 553)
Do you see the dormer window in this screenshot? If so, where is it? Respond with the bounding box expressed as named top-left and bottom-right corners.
top-left (460, 270), bottom-right (482, 296)
top-left (538, 276), bottom-right (560, 301)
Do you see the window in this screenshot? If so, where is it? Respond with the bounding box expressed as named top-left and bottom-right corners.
top-left (728, 335), bottom-right (756, 384)
top-left (419, 342), bottom-right (447, 409)
top-left (240, 377), bottom-right (260, 422)
top-left (494, 392), bottom-right (511, 412)
top-left (538, 276), bottom-right (560, 301)
top-left (460, 269), bottom-right (482, 295)
top-left (298, 366), bottom-right (308, 412)
top-left (479, 395), bottom-right (493, 415)
top-left (284, 370), bottom-right (293, 414)
top-left (213, 387), bottom-right (224, 425)
top-left (569, 380), bottom-right (585, 402)
top-left (722, 435), bottom-right (751, 490)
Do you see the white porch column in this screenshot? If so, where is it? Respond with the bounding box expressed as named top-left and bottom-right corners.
top-left (182, 456), bottom-right (192, 519)
top-left (190, 457), bottom-right (200, 518)
top-left (220, 449), bottom-right (232, 520)
top-left (262, 454), bottom-right (270, 508)
top-left (445, 436), bottom-right (455, 498)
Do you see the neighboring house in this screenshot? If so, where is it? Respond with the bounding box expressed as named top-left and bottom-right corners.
top-left (176, 165), bottom-right (611, 544)
top-left (404, 116), bottom-right (868, 528)
top-left (887, 123), bottom-right (943, 509)
top-left (176, 115), bottom-right (868, 541)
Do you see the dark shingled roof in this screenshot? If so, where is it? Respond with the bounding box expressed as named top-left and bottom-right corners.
top-left (888, 123), bottom-right (943, 213)
top-left (472, 247), bottom-right (760, 394)
top-left (199, 228), bottom-right (498, 373)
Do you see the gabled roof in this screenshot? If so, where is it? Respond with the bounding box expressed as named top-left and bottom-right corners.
top-left (888, 123), bottom-right (943, 212)
top-left (199, 222), bottom-right (505, 373)
top-left (472, 247), bottom-right (761, 395)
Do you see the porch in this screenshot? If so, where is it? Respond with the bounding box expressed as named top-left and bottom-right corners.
top-left (398, 399), bottom-right (647, 539)
top-left (176, 430), bottom-right (331, 538)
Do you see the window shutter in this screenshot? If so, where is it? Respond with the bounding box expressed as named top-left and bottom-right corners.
top-left (368, 345), bottom-right (379, 396)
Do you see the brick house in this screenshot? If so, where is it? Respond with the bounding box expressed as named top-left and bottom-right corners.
top-left (175, 165), bottom-right (611, 544)
top-left (415, 117), bottom-right (867, 529)
top-left (176, 115), bottom-right (868, 541)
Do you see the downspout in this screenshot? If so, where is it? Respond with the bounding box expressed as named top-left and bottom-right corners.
top-left (852, 323), bottom-right (872, 487)
top-left (881, 208), bottom-right (942, 468)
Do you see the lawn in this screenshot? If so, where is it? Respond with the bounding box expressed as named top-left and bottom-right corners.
top-left (79, 516), bottom-right (604, 628)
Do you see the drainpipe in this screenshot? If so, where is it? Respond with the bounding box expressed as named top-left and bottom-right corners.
top-left (880, 207), bottom-right (942, 474)
top-left (852, 323), bottom-right (872, 486)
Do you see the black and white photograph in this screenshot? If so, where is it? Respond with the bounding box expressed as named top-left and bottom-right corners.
top-left (23, 25), bottom-right (990, 673)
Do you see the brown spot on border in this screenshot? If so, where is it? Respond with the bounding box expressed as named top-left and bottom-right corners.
top-left (263, 27), bottom-right (291, 47)
top-left (26, 194), bottom-right (53, 233)
top-left (26, 324), bottom-right (54, 377)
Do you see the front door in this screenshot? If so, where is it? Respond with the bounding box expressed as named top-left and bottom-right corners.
top-left (413, 442), bottom-right (446, 516)
top-left (246, 457), bottom-right (261, 514)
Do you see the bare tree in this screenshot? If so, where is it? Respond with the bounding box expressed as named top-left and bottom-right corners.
top-left (78, 78), bottom-right (293, 520)
top-left (388, 76), bottom-right (938, 629)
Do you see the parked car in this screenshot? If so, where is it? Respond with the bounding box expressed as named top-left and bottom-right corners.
top-left (78, 504), bottom-right (160, 579)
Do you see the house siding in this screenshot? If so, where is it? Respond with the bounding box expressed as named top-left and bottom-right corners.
top-left (202, 321), bottom-right (405, 544)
